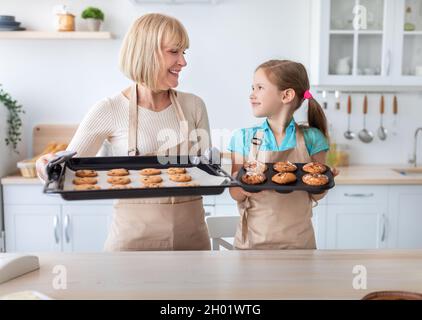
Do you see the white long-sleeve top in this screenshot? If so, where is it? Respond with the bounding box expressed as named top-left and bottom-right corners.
top-left (67, 91), bottom-right (211, 157)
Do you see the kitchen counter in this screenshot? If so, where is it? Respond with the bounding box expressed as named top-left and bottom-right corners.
top-left (2, 165), bottom-right (422, 185)
top-left (0, 250), bottom-right (421, 299)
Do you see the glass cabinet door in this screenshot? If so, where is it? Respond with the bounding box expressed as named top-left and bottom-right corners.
top-left (401, 0), bottom-right (422, 76)
top-left (328, 0), bottom-right (386, 77)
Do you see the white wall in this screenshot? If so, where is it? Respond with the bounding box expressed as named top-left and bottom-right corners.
top-left (1, 0), bottom-right (422, 167)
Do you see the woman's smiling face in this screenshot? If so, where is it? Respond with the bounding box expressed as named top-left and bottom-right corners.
top-left (250, 68), bottom-right (283, 117)
top-left (156, 44), bottom-right (187, 90)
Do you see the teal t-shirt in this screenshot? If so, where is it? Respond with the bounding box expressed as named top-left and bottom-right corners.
top-left (228, 118), bottom-right (329, 156)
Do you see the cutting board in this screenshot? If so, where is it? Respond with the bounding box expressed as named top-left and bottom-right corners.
top-left (32, 124), bottom-right (78, 156)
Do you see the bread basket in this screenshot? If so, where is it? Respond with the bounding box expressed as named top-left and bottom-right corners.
top-left (17, 159), bottom-right (37, 178)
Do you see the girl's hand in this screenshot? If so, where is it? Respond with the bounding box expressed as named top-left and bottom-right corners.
top-left (35, 153), bottom-right (56, 182)
top-left (331, 167), bottom-right (340, 178)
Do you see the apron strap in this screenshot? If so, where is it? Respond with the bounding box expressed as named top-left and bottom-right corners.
top-left (127, 86), bottom-right (190, 157)
top-left (128, 84), bottom-right (139, 156)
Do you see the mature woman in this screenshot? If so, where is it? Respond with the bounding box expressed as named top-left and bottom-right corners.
top-left (36, 13), bottom-right (212, 251)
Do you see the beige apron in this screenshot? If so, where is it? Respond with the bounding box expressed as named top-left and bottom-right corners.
top-left (103, 85), bottom-right (211, 251)
top-left (234, 125), bottom-right (316, 250)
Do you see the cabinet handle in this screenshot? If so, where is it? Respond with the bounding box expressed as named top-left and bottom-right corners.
top-left (53, 215), bottom-right (60, 244)
top-left (64, 214), bottom-right (71, 243)
top-left (381, 214), bottom-right (387, 242)
top-left (344, 193), bottom-right (374, 198)
top-left (385, 50), bottom-right (392, 76)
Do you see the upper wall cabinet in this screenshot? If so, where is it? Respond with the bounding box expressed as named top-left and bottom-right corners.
top-left (310, 0), bottom-right (422, 86)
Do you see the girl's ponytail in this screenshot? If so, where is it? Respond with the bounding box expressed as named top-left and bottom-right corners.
top-left (308, 98), bottom-right (329, 139)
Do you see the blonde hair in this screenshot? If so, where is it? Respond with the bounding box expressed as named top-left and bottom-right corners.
top-left (119, 13), bottom-right (189, 90)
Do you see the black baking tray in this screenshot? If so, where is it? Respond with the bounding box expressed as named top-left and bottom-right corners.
top-left (43, 152), bottom-right (235, 201)
top-left (236, 163), bottom-right (335, 194)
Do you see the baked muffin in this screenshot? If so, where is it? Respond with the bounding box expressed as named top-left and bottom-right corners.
top-left (302, 173), bottom-right (329, 186)
top-left (241, 172), bottom-right (267, 185)
top-left (243, 160), bottom-right (267, 173)
top-left (273, 161), bottom-right (297, 173)
top-left (271, 172), bottom-right (297, 185)
top-left (302, 162), bottom-right (327, 174)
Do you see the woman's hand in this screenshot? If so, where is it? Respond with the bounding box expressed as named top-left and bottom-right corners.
top-left (35, 153), bottom-right (56, 182)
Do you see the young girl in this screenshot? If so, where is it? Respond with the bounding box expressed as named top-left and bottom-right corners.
top-left (229, 59), bottom-right (333, 250)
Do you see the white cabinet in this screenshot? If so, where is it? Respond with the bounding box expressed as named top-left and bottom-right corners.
top-left (325, 204), bottom-right (387, 249)
top-left (387, 186), bottom-right (422, 248)
top-left (323, 185), bottom-right (389, 249)
top-left (62, 205), bottom-right (113, 252)
top-left (2, 184), bottom-right (113, 252)
top-left (4, 205), bottom-right (62, 252)
top-left (311, 0), bottom-right (422, 86)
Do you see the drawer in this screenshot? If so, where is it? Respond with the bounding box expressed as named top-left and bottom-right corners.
top-left (2, 185), bottom-right (63, 205)
top-left (326, 185), bottom-right (388, 205)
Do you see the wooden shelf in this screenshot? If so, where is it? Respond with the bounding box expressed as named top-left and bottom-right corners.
top-left (0, 31), bottom-right (113, 40)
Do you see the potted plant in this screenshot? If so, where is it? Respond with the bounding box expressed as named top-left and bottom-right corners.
top-left (81, 7), bottom-right (104, 31)
top-left (0, 84), bottom-right (24, 154)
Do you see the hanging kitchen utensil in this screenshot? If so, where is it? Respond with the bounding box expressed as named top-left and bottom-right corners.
top-left (392, 95), bottom-right (398, 136)
top-left (344, 95), bottom-right (355, 140)
top-left (358, 95), bottom-right (374, 143)
top-left (377, 95), bottom-right (387, 141)
top-left (322, 90), bottom-right (328, 109)
top-left (335, 90), bottom-right (341, 110)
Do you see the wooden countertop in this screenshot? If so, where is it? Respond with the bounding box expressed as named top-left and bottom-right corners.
top-left (2, 165), bottom-right (422, 185)
top-left (1, 250), bottom-right (421, 300)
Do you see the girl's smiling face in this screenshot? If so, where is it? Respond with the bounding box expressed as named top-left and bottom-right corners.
top-left (250, 68), bottom-right (284, 118)
top-left (250, 67), bottom-right (297, 118)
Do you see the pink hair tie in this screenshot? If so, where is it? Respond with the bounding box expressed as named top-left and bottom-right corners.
top-left (304, 90), bottom-right (313, 100)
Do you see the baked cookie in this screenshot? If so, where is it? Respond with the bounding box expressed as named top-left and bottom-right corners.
top-left (302, 173), bottom-right (329, 186)
top-left (177, 182), bottom-right (200, 187)
top-left (107, 176), bottom-right (131, 185)
top-left (141, 176), bottom-right (163, 184)
top-left (241, 172), bottom-right (267, 185)
top-left (302, 162), bottom-right (327, 174)
top-left (73, 184), bottom-right (101, 191)
top-left (167, 167), bottom-right (187, 175)
top-left (72, 177), bottom-right (98, 185)
top-left (75, 170), bottom-right (98, 178)
top-left (243, 160), bottom-right (267, 173)
top-left (108, 184), bottom-right (132, 190)
top-left (169, 174), bottom-right (192, 182)
top-left (271, 172), bottom-right (297, 185)
top-left (139, 168), bottom-right (161, 176)
top-left (140, 183), bottom-right (162, 188)
top-left (107, 168), bottom-right (129, 176)
top-left (273, 161), bottom-right (297, 173)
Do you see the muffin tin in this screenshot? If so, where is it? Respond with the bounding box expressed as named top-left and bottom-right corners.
top-left (236, 162), bottom-right (335, 194)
